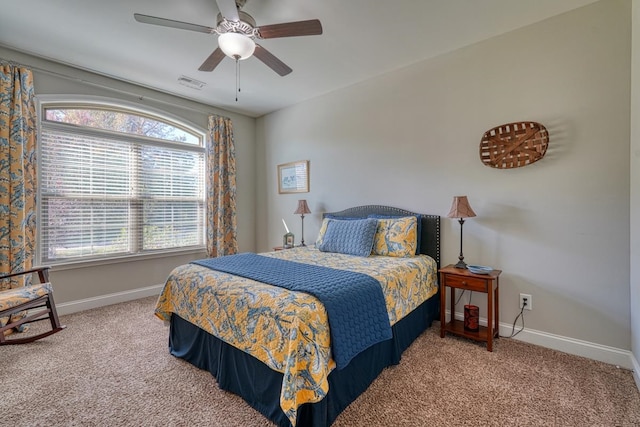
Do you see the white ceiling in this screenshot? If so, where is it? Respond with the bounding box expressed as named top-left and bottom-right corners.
top-left (1, 0), bottom-right (598, 118)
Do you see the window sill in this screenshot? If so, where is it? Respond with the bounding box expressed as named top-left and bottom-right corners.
top-left (42, 247), bottom-right (208, 272)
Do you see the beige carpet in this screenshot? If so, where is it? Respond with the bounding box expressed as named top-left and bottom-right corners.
top-left (1, 296), bottom-right (639, 427)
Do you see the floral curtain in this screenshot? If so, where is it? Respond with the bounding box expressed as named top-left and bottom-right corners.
top-left (206, 115), bottom-right (238, 257)
top-left (0, 64), bottom-right (37, 288)
top-left (0, 64), bottom-right (37, 332)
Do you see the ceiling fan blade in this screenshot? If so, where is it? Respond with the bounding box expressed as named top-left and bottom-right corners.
top-left (257, 19), bottom-right (322, 39)
top-left (215, 0), bottom-right (240, 22)
top-left (253, 44), bottom-right (292, 76)
top-left (134, 13), bottom-right (215, 34)
top-left (198, 48), bottom-right (226, 72)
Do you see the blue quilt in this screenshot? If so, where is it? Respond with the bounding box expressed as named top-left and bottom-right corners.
top-left (191, 253), bottom-right (392, 369)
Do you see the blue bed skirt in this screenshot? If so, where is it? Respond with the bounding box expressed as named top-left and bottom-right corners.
top-left (168, 294), bottom-right (440, 427)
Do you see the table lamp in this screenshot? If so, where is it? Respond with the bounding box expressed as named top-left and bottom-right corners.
top-left (447, 196), bottom-right (476, 269)
top-left (294, 200), bottom-right (311, 246)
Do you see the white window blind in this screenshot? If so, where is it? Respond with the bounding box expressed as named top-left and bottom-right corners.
top-left (39, 106), bottom-right (205, 264)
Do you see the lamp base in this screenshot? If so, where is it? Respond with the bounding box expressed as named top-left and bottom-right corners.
top-left (454, 260), bottom-right (468, 269)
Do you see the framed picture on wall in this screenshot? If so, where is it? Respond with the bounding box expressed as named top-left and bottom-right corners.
top-left (278, 160), bottom-right (309, 194)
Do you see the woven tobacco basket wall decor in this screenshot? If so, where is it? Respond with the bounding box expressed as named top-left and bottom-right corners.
top-left (479, 121), bottom-right (549, 169)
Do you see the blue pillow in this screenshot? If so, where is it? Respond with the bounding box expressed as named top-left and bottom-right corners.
top-left (369, 214), bottom-right (422, 255)
top-left (316, 215), bottom-right (364, 246)
top-left (317, 218), bottom-right (378, 257)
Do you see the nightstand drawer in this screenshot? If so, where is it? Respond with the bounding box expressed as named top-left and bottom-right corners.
top-left (443, 274), bottom-right (488, 292)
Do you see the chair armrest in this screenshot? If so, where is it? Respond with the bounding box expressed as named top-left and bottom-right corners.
top-left (0, 266), bottom-right (51, 283)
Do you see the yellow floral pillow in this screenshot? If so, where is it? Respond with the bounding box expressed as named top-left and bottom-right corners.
top-left (372, 216), bottom-right (418, 257)
top-left (315, 218), bottom-right (330, 246)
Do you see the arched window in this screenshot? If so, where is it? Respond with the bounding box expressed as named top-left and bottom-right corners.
top-left (38, 101), bottom-right (205, 264)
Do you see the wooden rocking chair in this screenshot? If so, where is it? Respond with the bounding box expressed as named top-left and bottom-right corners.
top-left (0, 266), bottom-right (66, 345)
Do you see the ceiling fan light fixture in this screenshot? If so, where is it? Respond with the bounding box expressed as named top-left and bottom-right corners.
top-left (218, 32), bottom-right (255, 60)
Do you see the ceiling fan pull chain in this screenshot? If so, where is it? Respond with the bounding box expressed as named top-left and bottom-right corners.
top-left (235, 56), bottom-right (239, 102)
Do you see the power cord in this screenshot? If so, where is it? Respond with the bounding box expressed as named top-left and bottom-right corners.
top-left (455, 290), bottom-right (528, 338)
top-left (453, 289), bottom-right (475, 307)
top-left (503, 297), bottom-right (527, 338)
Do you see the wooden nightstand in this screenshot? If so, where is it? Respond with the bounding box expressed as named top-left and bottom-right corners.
top-left (439, 264), bottom-right (502, 351)
top-left (272, 246), bottom-right (293, 251)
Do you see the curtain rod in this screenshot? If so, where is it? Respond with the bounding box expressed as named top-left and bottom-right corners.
top-left (0, 56), bottom-right (229, 118)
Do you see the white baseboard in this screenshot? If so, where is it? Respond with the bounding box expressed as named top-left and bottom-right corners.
top-left (56, 284), bottom-right (164, 316)
top-left (449, 310), bottom-right (635, 370)
top-left (500, 322), bottom-right (634, 369)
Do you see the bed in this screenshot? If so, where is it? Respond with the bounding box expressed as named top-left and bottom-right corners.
top-left (155, 205), bottom-right (441, 427)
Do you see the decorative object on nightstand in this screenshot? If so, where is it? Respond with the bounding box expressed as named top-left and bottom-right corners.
top-left (447, 196), bottom-right (476, 269)
top-left (439, 264), bottom-right (502, 351)
top-left (282, 219), bottom-right (294, 248)
top-left (464, 303), bottom-right (479, 332)
top-left (294, 200), bottom-right (311, 246)
top-left (467, 265), bottom-right (492, 275)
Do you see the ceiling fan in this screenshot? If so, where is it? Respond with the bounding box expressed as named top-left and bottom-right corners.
top-left (134, 0), bottom-right (323, 76)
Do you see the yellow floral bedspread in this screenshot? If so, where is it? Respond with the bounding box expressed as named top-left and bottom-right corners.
top-left (155, 247), bottom-right (438, 426)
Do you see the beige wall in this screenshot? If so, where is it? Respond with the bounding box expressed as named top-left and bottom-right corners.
top-left (0, 46), bottom-right (257, 306)
top-left (257, 0), bottom-right (632, 350)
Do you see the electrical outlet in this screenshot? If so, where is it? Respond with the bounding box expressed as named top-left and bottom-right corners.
top-left (520, 293), bottom-right (532, 311)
